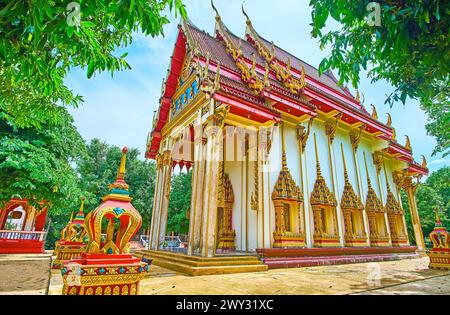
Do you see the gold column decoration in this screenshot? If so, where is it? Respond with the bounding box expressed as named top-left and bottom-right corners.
top-left (363, 152), bottom-right (390, 247)
top-left (339, 144), bottom-right (367, 247)
top-left (383, 163), bottom-right (408, 247)
top-left (310, 134), bottom-right (340, 247)
top-left (372, 151), bottom-right (384, 175)
top-left (271, 123), bottom-right (305, 248)
top-left (325, 113), bottom-right (343, 145)
top-left (393, 170), bottom-right (426, 252)
top-left (349, 124), bottom-right (365, 151)
top-left (296, 117), bottom-right (314, 152)
top-left (216, 170), bottom-right (236, 251)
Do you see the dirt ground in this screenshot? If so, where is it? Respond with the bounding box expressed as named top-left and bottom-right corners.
top-left (0, 253), bottom-right (52, 294)
top-left (44, 257), bottom-right (450, 295)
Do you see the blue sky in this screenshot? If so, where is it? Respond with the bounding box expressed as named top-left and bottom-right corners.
top-left (65, 0), bottom-right (448, 174)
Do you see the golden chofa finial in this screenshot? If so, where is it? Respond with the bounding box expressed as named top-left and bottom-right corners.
top-left (386, 113), bottom-right (392, 126)
top-left (356, 90), bottom-right (360, 102)
top-left (211, 0), bottom-right (220, 20)
top-left (117, 146), bottom-right (128, 180)
top-left (405, 135), bottom-right (411, 151)
top-left (421, 155), bottom-right (427, 169)
top-left (242, 2), bottom-right (251, 25)
top-left (370, 104), bottom-right (378, 120)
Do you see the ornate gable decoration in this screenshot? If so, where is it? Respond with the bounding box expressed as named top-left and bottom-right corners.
top-left (310, 134), bottom-right (337, 206)
top-left (243, 6), bottom-right (305, 95)
top-left (272, 153), bottom-right (302, 201)
top-left (212, 2), bottom-right (267, 95)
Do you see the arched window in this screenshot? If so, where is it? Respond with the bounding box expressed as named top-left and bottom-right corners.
top-left (5, 206), bottom-right (26, 231)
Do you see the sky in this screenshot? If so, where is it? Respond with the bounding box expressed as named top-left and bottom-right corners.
top-left (64, 0), bottom-right (449, 174)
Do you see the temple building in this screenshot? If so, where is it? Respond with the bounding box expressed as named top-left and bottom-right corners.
top-left (142, 6), bottom-right (428, 272)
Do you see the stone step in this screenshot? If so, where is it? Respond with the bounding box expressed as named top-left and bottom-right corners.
top-left (135, 250), bottom-right (263, 267)
top-left (133, 250), bottom-right (268, 276)
top-left (262, 253), bottom-right (419, 269)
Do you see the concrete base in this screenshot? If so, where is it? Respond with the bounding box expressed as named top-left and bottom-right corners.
top-left (134, 250), bottom-right (268, 276)
top-left (0, 253), bottom-right (52, 294)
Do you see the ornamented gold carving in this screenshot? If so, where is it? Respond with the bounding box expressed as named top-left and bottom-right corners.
top-left (421, 155), bottom-right (427, 169)
top-left (243, 8), bottom-right (305, 94)
top-left (363, 152), bottom-right (384, 213)
top-left (372, 151), bottom-right (384, 175)
top-left (349, 124), bottom-right (365, 151)
top-left (213, 5), bottom-right (265, 95)
top-left (386, 113), bottom-right (392, 127)
top-left (310, 134), bottom-right (337, 206)
top-left (340, 144), bottom-right (363, 211)
top-left (370, 104), bottom-right (378, 120)
top-left (296, 117), bottom-right (314, 152)
top-left (156, 153), bottom-right (163, 169)
top-left (404, 135), bottom-right (412, 151)
top-left (325, 113), bottom-right (342, 144)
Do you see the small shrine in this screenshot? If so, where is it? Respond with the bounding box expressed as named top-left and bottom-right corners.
top-left (0, 199), bottom-right (49, 254)
top-left (52, 197), bottom-right (88, 269)
top-left (427, 209), bottom-right (450, 270)
top-left (61, 147), bottom-right (150, 295)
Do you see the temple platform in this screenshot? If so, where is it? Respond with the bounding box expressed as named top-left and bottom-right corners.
top-left (133, 250), bottom-right (268, 276)
top-left (257, 246), bottom-right (419, 269)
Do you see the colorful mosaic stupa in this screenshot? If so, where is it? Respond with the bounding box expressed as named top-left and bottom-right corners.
top-left (61, 147), bottom-right (150, 295)
top-left (427, 209), bottom-right (450, 270)
top-left (53, 197), bottom-right (88, 269)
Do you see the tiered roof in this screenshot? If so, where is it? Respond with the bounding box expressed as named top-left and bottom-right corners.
top-left (145, 6), bottom-right (427, 178)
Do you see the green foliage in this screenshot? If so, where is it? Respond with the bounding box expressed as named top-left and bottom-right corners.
top-left (310, 0), bottom-right (450, 156)
top-left (0, 0), bottom-right (186, 129)
top-left (167, 170), bottom-right (192, 235)
top-left (402, 167), bottom-right (449, 245)
top-left (0, 108), bottom-right (85, 211)
top-left (45, 139), bottom-right (156, 249)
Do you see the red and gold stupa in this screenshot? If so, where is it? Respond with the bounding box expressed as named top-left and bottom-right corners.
top-left (53, 197), bottom-right (88, 269)
top-left (61, 147), bottom-right (150, 295)
top-left (427, 208), bottom-right (450, 270)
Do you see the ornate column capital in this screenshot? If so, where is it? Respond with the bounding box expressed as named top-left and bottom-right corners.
top-left (325, 113), bottom-right (342, 144)
top-left (156, 153), bottom-right (164, 169)
top-left (372, 151), bottom-right (384, 175)
top-left (349, 124), bottom-right (366, 151)
top-left (296, 117), bottom-right (314, 152)
top-left (162, 150), bottom-right (172, 166)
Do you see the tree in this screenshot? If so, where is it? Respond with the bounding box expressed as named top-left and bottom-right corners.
top-left (167, 170), bottom-right (192, 235)
top-left (0, 108), bottom-right (85, 211)
top-left (402, 167), bottom-right (449, 245)
top-left (76, 139), bottom-right (156, 231)
top-left (309, 1), bottom-right (450, 156)
top-left (45, 139), bottom-right (156, 249)
top-left (0, 0), bottom-right (186, 129)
